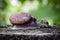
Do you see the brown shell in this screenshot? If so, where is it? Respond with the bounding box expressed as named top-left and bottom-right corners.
top-left (9, 12), bottom-right (32, 25)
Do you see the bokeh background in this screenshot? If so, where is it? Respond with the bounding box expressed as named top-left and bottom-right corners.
top-left (0, 0), bottom-right (60, 26)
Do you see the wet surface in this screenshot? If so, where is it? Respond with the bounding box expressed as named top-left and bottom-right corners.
top-left (0, 25), bottom-right (60, 40)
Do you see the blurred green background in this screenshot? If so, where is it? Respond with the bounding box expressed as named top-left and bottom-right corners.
top-left (0, 0), bottom-right (60, 26)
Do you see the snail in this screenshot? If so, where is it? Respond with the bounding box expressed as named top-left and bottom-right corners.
top-left (9, 12), bottom-right (38, 30)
